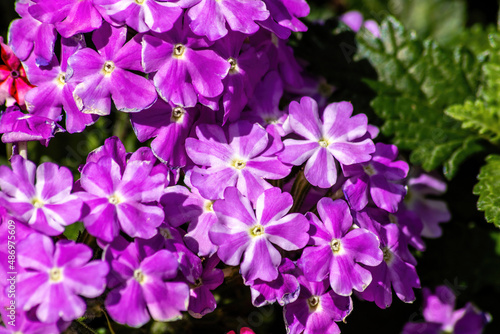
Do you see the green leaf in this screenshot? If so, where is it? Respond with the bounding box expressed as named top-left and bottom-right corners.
top-left (445, 100), bottom-right (500, 144)
top-left (355, 16), bottom-right (485, 178)
top-left (63, 222), bottom-right (85, 241)
top-left (474, 154), bottom-right (500, 227)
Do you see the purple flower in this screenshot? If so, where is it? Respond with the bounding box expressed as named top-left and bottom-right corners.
top-left (78, 150), bottom-right (165, 242)
top-left (28, 0), bottom-right (103, 38)
top-left (0, 106), bottom-right (62, 146)
top-left (248, 258), bottom-right (300, 307)
top-left (279, 97), bottom-right (375, 188)
top-left (17, 233), bottom-right (108, 323)
top-left (186, 0), bottom-right (269, 41)
top-left (161, 174), bottom-right (218, 257)
top-left (340, 10), bottom-right (380, 37)
top-left (0, 308), bottom-right (70, 334)
top-left (95, 0), bottom-right (183, 33)
top-left (298, 198), bottom-right (383, 296)
top-left (343, 143), bottom-right (409, 213)
top-left (402, 285), bottom-right (491, 334)
top-left (68, 22), bottom-right (157, 116)
top-left (23, 36), bottom-right (98, 133)
top-left (0, 156), bottom-right (82, 236)
top-left (356, 222), bottom-right (420, 308)
top-left (8, 0), bottom-right (57, 66)
top-left (186, 120), bottom-right (291, 202)
top-left (259, 0), bottom-right (309, 39)
top-left (141, 17), bottom-right (230, 107)
top-left (188, 255), bottom-right (224, 318)
top-left (211, 187), bottom-right (309, 282)
top-left (284, 274), bottom-right (352, 334)
top-left (405, 171), bottom-right (451, 238)
top-left (105, 239), bottom-right (189, 327)
top-left (130, 99), bottom-right (197, 167)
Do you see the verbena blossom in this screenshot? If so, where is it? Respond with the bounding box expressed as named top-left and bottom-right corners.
top-left (356, 220), bottom-right (420, 308)
top-left (258, 0), bottom-right (309, 39)
top-left (279, 97), bottom-right (375, 188)
top-left (105, 239), bottom-right (189, 327)
top-left (402, 285), bottom-right (491, 334)
top-left (0, 155), bottom-right (82, 236)
top-left (211, 187), bottom-right (309, 282)
top-left (17, 233), bottom-right (108, 323)
top-left (343, 142), bottom-right (409, 213)
top-left (78, 145), bottom-right (165, 242)
top-left (186, 120), bottom-right (291, 202)
top-left (95, 0), bottom-right (183, 33)
top-left (404, 171), bottom-right (451, 238)
top-left (68, 22), bottom-right (157, 116)
top-left (298, 198), bottom-right (383, 296)
top-left (0, 37), bottom-right (34, 108)
top-left (0, 308), bottom-right (70, 334)
top-left (8, 0), bottom-right (57, 66)
top-left (186, 0), bottom-right (269, 41)
top-left (23, 35), bottom-right (98, 133)
top-left (283, 273), bottom-right (352, 334)
top-left (141, 17), bottom-right (230, 107)
top-left (28, 0), bottom-right (103, 38)
top-left (188, 255), bottom-right (224, 318)
top-left (0, 105), bottom-right (62, 145)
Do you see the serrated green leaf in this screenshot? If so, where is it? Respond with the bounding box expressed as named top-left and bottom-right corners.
top-left (445, 100), bottom-right (500, 144)
top-left (356, 16), bottom-right (485, 178)
top-left (63, 222), bottom-right (84, 241)
top-left (474, 154), bottom-right (500, 227)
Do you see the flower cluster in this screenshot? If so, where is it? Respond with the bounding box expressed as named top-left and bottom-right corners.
top-left (0, 1), bottom-right (489, 334)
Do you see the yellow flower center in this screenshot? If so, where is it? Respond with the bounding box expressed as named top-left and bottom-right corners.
top-left (57, 72), bottom-right (66, 86)
top-left (318, 139), bottom-right (329, 148)
top-left (32, 197), bottom-right (44, 209)
top-left (250, 224), bottom-right (265, 237)
top-left (228, 57), bottom-right (238, 74)
top-left (204, 200), bottom-right (214, 212)
top-left (171, 106), bottom-right (185, 122)
top-left (363, 164), bottom-right (376, 176)
top-left (134, 269), bottom-right (146, 284)
top-left (307, 296), bottom-right (320, 311)
top-left (383, 247), bottom-right (393, 263)
top-left (49, 267), bottom-right (63, 283)
top-left (231, 159), bottom-right (246, 170)
top-left (173, 44), bottom-right (186, 58)
top-left (108, 193), bottom-right (122, 205)
top-left (331, 238), bottom-right (342, 253)
top-left (102, 61), bottom-right (115, 75)
top-left (135, 0), bottom-right (145, 4)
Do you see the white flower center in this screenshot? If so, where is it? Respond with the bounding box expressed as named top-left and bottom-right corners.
top-left (49, 267), bottom-right (63, 283)
top-left (108, 193), bottom-right (122, 205)
top-left (318, 139), bottom-right (329, 148)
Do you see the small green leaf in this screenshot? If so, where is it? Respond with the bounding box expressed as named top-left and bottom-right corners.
top-left (63, 222), bottom-right (85, 241)
top-left (474, 154), bottom-right (500, 227)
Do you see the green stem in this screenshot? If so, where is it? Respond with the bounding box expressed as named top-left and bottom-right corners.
top-left (18, 141), bottom-right (27, 159)
top-left (289, 169), bottom-right (311, 213)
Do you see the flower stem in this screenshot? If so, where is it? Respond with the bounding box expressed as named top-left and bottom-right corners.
top-left (290, 169), bottom-right (311, 213)
top-left (18, 141), bottom-right (27, 159)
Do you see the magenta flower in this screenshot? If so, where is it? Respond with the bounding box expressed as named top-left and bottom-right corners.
top-left (188, 255), bottom-right (224, 318)
top-left (343, 143), bottom-right (409, 213)
top-left (186, 120), bottom-right (291, 202)
top-left (23, 36), bottom-right (98, 133)
top-left (28, 0), bottom-right (103, 38)
top-left (95, 0), bottom-right (183, 33)
top-left (0, 307), bottom-right (70, 334)
top-left (284, 274), bottom-right (352, 334)
top-left (0, 106), bottom-right (62, 146)
top-left (248, 258), bottom-right (300, 307)
top-left (141, 18), bottom-right (230, 107)
top-left (105, 240), bottom-right (189, 327)
top-left (279, 97), bottom-right (375, 188)
top-left (68, 22), bottom-right (157, 116)
top-left (17, 234), bottom-right (108, 323)
top-left (0, 156), bottom-right (82, 236)
top-left (8, 0), bottom-right (57, 66)
top-left (259, 0), bottom-right (309, 39)
top-left (298, 198), bottom-right (383, 296)
top-left (210, 187), bottom-right (309, 282)
top-left (405, 171), bottom-right (451, 238)
top-left (356, 222), bottom-right (421, 308)
top-left (402, 285), bottom-right (491, 334)
top-left (186, 0), bottom-right (269, 41)
top-left (78, 151), bottom-right (165, 242)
